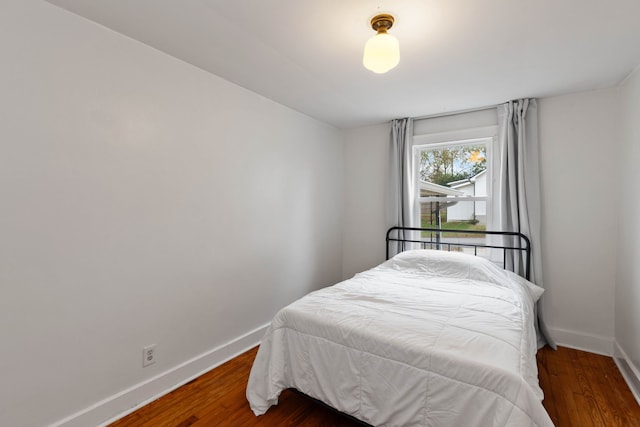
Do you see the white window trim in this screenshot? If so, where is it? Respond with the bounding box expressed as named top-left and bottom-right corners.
top-left (413, 125), bottom-right (498, 146)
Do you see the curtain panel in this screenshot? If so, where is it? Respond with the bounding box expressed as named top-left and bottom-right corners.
top-left (387, 118), bottom-right (416, 255)
top-left (493, 99), bottom-right (556, 349)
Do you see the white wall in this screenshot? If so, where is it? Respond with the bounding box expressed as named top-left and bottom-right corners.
top-left (342, 90), bottom-right (621, 355)
top-left (0, 1), bottom-right (344, 426)
top-left (538, 89), bottom-right (620, 354)
top-left (616, 67), bottom-right (640, 373)
top-left (342, 124), bottom-right (390, 279)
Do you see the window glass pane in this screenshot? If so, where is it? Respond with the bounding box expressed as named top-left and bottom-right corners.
top-left (420, 200), bottom-right (486, 229)
top-left (419, 144), bottom-right (486, 186)
top-left (419, 200), bottom-right (489, 256)
top-left (416, 140), bottom-right (490, 253)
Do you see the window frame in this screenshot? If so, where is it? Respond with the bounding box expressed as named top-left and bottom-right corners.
top-left (413, 126), bottom-right (497, 229)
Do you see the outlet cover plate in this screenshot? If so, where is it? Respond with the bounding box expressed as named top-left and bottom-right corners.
top-left (143, 344), bottom-right (156, 367)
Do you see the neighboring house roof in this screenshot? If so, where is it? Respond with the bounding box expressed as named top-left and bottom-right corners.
top-left (420, 180), bottom-right (465, 197)
top-left (448, 169), bottom-right (487, 189)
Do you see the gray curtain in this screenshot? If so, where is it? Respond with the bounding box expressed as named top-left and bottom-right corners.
top-left (493, 99), bottom-right (556, 349)
top-left (387, 118), bottom-right (416, 256)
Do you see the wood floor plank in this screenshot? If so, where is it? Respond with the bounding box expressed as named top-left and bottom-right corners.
top-left (570, 351), bottom-right (605, 426)
top-left (545, 347), bottom-right (581, 426)
top-left (536, 347), bottom-right (560, 425)
top-left (597, 354), bottom-right (640, 425)
top-left (577, 351), bottom-right (623, 426)
top-left (110, 346), bottom-right (640, 427)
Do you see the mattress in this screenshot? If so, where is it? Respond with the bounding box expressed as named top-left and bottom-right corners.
top-left (246, 249), bottom-right (553, 426)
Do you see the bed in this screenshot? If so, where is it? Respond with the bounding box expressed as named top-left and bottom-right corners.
top-left (246, 227), bottom-right (553, 426)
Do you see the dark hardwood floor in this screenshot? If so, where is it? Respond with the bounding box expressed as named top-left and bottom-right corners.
top-left (537, 346), bottom-right (640, 426)
top-left (109, 346), bottom-right (640, 427)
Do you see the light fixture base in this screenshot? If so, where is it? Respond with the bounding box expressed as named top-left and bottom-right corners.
top-left (371, 14), bottom-right (394, 32)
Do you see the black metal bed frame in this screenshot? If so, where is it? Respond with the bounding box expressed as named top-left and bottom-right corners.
top-left (386, 226), bottom-right (531, 280)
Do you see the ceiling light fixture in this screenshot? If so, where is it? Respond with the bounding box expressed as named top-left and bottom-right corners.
top-left (363, 13), bottom-right (400, 74)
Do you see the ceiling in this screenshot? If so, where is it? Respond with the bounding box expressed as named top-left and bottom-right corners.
top-left (47, 0), bottom-right (640, 129)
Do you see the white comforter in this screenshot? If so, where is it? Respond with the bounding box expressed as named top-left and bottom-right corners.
top-left (246, 250), bottom-right (553, 426)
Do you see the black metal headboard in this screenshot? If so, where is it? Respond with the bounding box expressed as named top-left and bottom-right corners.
top-left (386, 227), bottom-right (531, 280)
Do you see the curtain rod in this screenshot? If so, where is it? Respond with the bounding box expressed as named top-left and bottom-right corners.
top-left (412, 104), bottom-right (499, 121)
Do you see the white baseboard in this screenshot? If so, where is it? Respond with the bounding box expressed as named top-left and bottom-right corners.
top-left (613, 341), bottom-right (640, 406)
top-left (50, 324), bottom-right (270, 427)
top-left (547, 327), bottom-right (614, 356)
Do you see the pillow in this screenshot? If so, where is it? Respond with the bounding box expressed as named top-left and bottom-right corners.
top-left (385, 249), bottom-right (544, 302)
top-left (505, 270), bottom-right (545, 302)
top-left (386, 249), bottom-right (501, 282)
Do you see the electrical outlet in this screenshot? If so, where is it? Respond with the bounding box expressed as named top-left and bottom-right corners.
top-left (143, 344), bottom-right (156, 367)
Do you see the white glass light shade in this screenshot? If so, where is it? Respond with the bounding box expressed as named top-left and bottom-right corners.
top-left (363, 32), bottom-right (400, 74)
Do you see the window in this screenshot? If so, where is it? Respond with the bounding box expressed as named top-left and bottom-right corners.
top-left (414, 137), bottom-right (492, 253)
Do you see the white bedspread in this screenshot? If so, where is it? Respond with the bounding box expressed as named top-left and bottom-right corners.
top-left (246, 250), bottom-right (553, 426)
